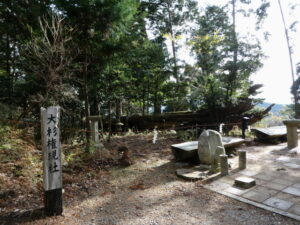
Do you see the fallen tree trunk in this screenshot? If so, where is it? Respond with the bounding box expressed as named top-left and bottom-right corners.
top-left (126, 104), bottom-right (274, 131)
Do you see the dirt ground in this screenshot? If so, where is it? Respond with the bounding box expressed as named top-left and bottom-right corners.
top-left (1, 132), bottom-right (300, 225)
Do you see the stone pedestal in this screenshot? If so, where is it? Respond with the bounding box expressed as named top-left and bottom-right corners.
top-left (283, 120), bottom-right (300, 149)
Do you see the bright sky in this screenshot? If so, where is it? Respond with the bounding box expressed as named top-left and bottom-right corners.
top-left (178, 0), bottom-right (300, 105)
top-left (250, 0), bottom-right (300, 105)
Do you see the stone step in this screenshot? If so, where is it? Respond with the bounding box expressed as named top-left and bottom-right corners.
top-left (234, 176), bottom-right (256, 189)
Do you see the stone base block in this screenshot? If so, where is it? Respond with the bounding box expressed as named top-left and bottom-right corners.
top-left (171, 141), bottom-right (199, 162)
top-left (235, 176), bottom-right (256, 189)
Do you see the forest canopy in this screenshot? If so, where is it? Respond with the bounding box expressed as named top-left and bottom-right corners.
top-left (0, 0), bottom-right (273, 140)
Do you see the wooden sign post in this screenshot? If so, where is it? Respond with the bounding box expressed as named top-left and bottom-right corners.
top-left (41, 106), bottom-right (63, 216)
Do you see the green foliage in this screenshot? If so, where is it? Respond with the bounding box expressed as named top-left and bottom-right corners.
top-left (188, 4), bottom-right (264, 111)
top-left (279, 105), bottom-right (295, 119)
top-left (0, 0), bottom-right (270, 145)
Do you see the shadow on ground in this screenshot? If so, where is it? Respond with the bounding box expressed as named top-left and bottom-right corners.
top-left (0, 207), bottom-right (45, 225)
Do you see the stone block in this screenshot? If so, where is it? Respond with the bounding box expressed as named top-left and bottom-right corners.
top-left (171, 137), bottom-right (245, 162)
top-left (251, 126), bottom-right (287, 142)
top-left (171, 141), bottom-right (199, 162)
top-left (234, 176), bottom-right (256, 189)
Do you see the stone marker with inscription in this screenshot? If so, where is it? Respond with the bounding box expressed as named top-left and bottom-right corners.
top-left (41, 106), bottom-right (62, 216)
top-left (198, 130), bottom-right (225, 164)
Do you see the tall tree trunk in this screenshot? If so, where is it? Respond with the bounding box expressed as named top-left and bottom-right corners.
top-left (11, 40), bottom-right (16, 101)
top-left (6, 35), bottom-right (11, 101)
top-left (226, 0), bottom-right (238, 111)
top-left (116, 98), bottom-right (122, 121)
top-left (107, 60), bottom-right (112, 142)
top-left (167, 2), bottom-right (178, 82)
top-left (84, 53), bottom-right (91, 151)
top-left (108, 100), bottom-right (112, 142)
top-left (154, 76), bottom-right (161, 115)
top-left (167, 1), bottom-right (179, 112)
top-left (278, 0), bottom-right (298, 118)
top-left (91, 94), bottom-right (100, 115)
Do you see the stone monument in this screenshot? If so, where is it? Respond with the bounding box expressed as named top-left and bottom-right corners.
top-left (198, 129), bottom-right (225, 172)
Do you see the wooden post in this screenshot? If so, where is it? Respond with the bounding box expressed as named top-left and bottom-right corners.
top-left (41, 106), bottom-right (63, 216)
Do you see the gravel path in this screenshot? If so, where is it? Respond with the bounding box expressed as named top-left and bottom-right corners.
top-left (2, 135), bottom-right (300, 225)
top-left (8, 159), bottom-right (299, 225)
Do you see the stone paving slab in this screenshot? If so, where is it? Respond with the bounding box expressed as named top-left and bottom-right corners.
top-left (261, 182), bottom-right (289, 191)
top-left (273, 178), bottom-right (294, 186)
top-left (242, 190), bottom-right (270, 202)
top-left (263, 197), bottom-right (294, 210)
top-left (253, 173), bottom-right (277, 181)
top-left (284, 163), bottom-right (300, 169)
top-left (203, 141), bottom-right (300, 221)
top-left (289, 204), bottom-right (300, 215)
top-left (224, 186), bottom-right (251, 196)
top-left (251, 185), bottom-right (279, 197)
top-left (283, 187), bottom-right (300, 197)
top-left (238, 169), bottom-right (259, 177)
top-left (204, 184), bottom-right (300, 221)
top-left (273, 192), bottom-right (300, 204)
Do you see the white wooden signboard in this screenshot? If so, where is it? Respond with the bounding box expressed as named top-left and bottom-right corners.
top-left (41, 106), bottom-right (62, 191)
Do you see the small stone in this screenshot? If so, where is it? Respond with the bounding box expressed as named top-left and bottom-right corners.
top-left (235, 176), bottom-right (256, 189)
